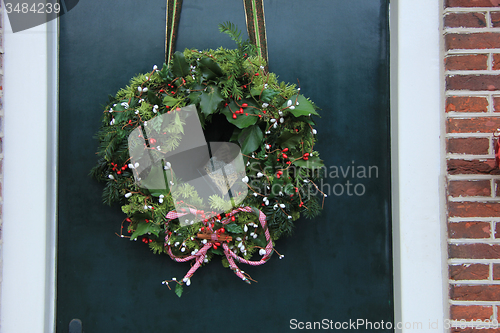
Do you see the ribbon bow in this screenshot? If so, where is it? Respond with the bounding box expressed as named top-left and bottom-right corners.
top-left (164, 206), bottom-right (274, 284)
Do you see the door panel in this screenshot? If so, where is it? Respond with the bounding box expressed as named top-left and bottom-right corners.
top-left (58, 1), bottom-right (391, 331)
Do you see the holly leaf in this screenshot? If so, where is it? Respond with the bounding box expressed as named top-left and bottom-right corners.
top-left (163, 95), bottom-right (180, 107)
top-left (221, 101), bottom-right (258, 129)
top-left (226, 223), bottom-right (243, 234)
top-left (187, 91), bottom-right (202, 105)
top-left (147, 90), bottom-right (161, 106)
top-left (113, 109), bottom-right (132, 123)
top-left (200, 85), bottom-right (224, 116)
top-left (198, 57), bottom-right (223, 81)
top-left (253, 232), bottom-right (267, 248)
top-left (251, 88), bottom-right (279, 103)
top-left (276, 131), bottom-right (302, 149)
top-left (130, 221), bottom-right (156, 240)
top-left (238, 124), bottom-right (263, 155)
top-left (230, 128), bottom-right (242, 142)
top-left (175, 283), bottom-right (183, 297)
top-left (292, 155), bottom-right (324, 168)
top-left (171, 51), bottom-right (190, 77)
top-left (283, 95), bottom-right (319, 117)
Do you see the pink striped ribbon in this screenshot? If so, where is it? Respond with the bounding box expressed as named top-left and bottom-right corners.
top-left (164, 206), bottom-right (274, 284)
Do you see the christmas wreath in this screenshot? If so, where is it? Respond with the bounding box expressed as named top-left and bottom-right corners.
top-left (91, 23), bottom-right (325, 296)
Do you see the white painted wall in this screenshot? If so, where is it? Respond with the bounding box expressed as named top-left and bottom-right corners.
top-left (0, 11), bottom-right (57, 333)
top-left (0, 1), bottom-right (446, 332)
top-left (391, 0), bottom-right (447, 332)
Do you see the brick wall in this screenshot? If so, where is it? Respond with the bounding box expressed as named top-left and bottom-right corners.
top-left (445, 0), bottom-right (500, 331)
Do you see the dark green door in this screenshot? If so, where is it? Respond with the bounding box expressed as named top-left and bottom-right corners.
top-left (58, 1), bottom-right (392, 332)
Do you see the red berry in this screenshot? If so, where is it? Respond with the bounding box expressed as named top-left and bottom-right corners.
top-left (117, 171), bottom-right (122, 175)
top-left (282, 153), bottom-right (288, 159)
top-left (304, 153), bottom-right (310, 157)
top-left (242, 103), bottom-right (248, 107)
top-left (255, 73), bottom-right (259, 76)
top-left (259, 115), bottom-right (262, 118)
top-left (232, 114), bottom-right (237, 119)
top-left (220, 228), bottom-right (225, 233)
top-left (215, 242), bottom-right (221, 246)
top-left (231, 216), bottom-right (235, 222)
top-left (243, 85), bottom-right (247, 89)
top-left (121, 166), bottom-right (126, 170)
top-left (303, 157), bottom-right (309, 160)
top-left (239, 108), bottom-right (244, 113)
top-left (263, 110), bottom-right (266, 114)
top-left (126, 217), bottom-right (132, 222)
top-left (213, 245), bottom-right (218, 250)
top-left (282, 148), bottom-right (289, 152)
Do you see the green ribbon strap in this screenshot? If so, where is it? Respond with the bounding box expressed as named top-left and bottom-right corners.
top-left (165, 0), bottom-right (183, 64)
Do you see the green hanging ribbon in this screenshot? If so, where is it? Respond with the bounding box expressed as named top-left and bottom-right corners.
top-left (165, 0), bottom-right (183, 64)
top-left (164, 0), bottom-right (268, 68)
top-left (243, 0), bottom-right (268, 70)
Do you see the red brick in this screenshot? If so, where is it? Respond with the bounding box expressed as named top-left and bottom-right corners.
top-left (450, 305), bottom-right (493, 321)
top-left (445, 12), bottom-right (487, 28)
top-left (447, 118), bottom-right (500, 133)
top-left (451, 284), bottom-right (500, 301)
top-left (449, 201), bottom-right (500, 217)
top-left (446, 54), bottom-right (488, 70)
top-left (447, 75), bottom-right (500, 91)
top-left (450, 264), bottom-right (489, 280)
top-left (447, 138), bottom-right (490, 154)
top-left (448, 201), bottom-right (500, 215)
top-left (450, 243), bottom-right (500, 258)
top-left (449, 221), bottom-right (491, 238)
top-left (493, 263), bottom-right (500, 279)
top-left (446, 33), bottom-right (500, 50)
top-left (448, 159), bottom-right (498, 175)
top-left (495, 222), bottom-right (500, 237)
top-left (447, 96), bottom-right (489, 113)
top-left (449, 180), bottom-right (491, 197)
top-left (446, 0), bottom-right (500, 6)
top-left (492, 12), bottom-right (500, 27)
top-left (494, 54), bottom-right (500, 70)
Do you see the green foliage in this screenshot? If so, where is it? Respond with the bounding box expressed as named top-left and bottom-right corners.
top-left (91, 23), bottom-right (325, 289)
top-left (175, 283), bottom-right (183, 297)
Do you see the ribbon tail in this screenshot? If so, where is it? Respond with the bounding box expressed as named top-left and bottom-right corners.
top-left (182, 242), bottom-right (212, 282)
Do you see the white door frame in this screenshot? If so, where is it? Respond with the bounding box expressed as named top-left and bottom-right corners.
top-left (0, 1), bottom-right (446, 332)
